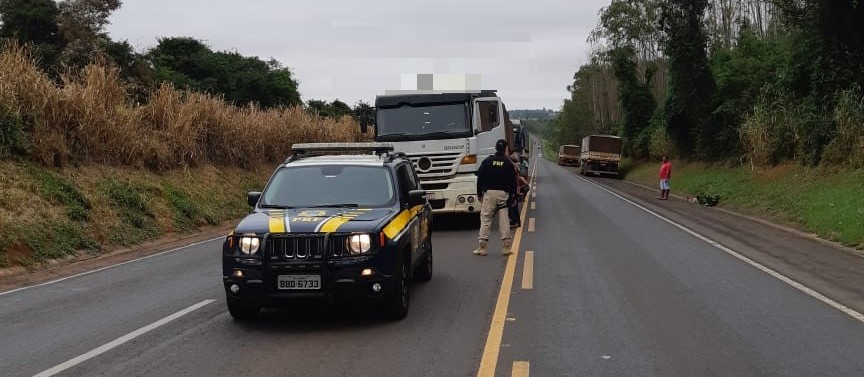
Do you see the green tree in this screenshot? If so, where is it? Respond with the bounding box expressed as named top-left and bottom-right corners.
top-left (610, 46), bottom-right (656, 158)
top-left (352, 100), bottom-right (375, 123)
top-left (148, 37), bottom-right (301, 107)
top-left (56, 0), bottom-right (121, 70)
top-left (0, 0), bottom-right (63, 69)
top-left (774, 0), bottom-right (864, 105)
top-left (659, 0), bottom-right (716, 158)
top-left (306, 99), bottom-right (352, 118)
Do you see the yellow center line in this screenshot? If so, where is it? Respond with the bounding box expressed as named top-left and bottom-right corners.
top-left (527, 218), bottom-right (535, 233)
top-left (521, 251), bottom-right (534, 290)
top-left (476, 156), bottom-right (537, 377)
top-left (512, 361), bottom-right (530, 377)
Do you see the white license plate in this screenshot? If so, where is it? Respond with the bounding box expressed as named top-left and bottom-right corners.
top-left (426, 192), bottom-right (438, 200)
top-left (277, 275), bottom-right (321, 290)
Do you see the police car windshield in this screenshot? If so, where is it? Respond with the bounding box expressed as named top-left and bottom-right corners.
top-left (376, 103), bottom-right (471, 140)
top-left (261, 165), bottom-right (395, 208)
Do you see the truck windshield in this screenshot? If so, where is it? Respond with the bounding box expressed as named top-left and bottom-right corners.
top-left (261, 166), bottom-right (395, 208)
top-left (376, 103), bottom-right (471, 141)
top-left (562, 146), bottom-right (579, 155)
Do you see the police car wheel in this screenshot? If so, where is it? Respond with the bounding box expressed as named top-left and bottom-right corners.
top-left (227, 301), bottom-right (259, 320)
top-left (414, 247), bottom-right (433, 283)
top-left (383, 258), bottom-right (410, 320)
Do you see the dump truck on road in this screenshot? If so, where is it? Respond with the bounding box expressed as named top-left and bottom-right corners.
top-left (579, 135), bottom-right (622, 176)
top-left (557, 145), bottom-right (580, 166)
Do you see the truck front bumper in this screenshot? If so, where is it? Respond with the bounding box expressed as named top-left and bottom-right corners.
top-left (420, 174), bottom-right (481, 214)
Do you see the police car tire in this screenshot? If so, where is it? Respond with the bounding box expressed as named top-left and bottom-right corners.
top-left (414, 247), bottom-right (433, 283)
top-left (383, 258), bottom-right (410, 320)
top-left (227, 301), bottom-right (259, 320)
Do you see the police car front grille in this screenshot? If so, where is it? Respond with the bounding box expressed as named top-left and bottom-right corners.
top-left (266, 234), bottom-right (324, 260)
top-left (266, 234), bottom-right (351, 260)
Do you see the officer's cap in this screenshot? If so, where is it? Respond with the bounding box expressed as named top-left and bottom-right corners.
top-left (495, 139), bottom-right (508, 152)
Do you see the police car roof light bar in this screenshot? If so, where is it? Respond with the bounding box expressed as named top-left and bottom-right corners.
top-left (287, 142), bottom-right (398, 162)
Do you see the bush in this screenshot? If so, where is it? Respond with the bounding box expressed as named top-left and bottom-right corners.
top-left (0, 106), bottom-right (29, 157)
top-left (695, 193), bottom-right (721, 207)
top-left (646, 110), bottom-right (675, 159)
top-left (822, 87), bottom-right (864, 168)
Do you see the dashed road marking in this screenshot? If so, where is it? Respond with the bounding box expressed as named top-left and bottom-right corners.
top-left (512, 361), bottom-right (530, 377)
top-left (530, 202), bottom-right (535, 210)
top-left (527, 218), bottom-right (535, 233)
top-left (521, 251), bottom-right (534, 290)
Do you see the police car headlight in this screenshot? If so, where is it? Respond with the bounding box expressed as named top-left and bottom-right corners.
top-left (239, 236), bottom-right (260, 255)
top-left (347, 234), bottom-right (372, 254)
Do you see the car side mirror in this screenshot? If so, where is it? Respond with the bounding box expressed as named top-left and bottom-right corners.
top-left (247, 191), bottom-right (262, 208)
top-left (408, 189), bottom-right (427, 205)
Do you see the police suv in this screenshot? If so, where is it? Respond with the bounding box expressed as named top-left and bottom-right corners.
top-left (222, 143), bottom-right (433, 320)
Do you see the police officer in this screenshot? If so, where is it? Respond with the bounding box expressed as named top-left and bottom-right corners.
top-left (474, 139), bottom-right (517, 256)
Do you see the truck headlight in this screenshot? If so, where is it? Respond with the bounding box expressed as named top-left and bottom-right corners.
top-left (239, 236), bottom-right (260, 255)
top-left (347, 234), bottom-right (372, 254)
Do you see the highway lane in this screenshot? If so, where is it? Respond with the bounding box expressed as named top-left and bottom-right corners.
top-left (0, 218), bottom-right (508, 377)
top-left (3, 151), bottom-right (864, 377)
top-left (497, 156), bottom-right (864, 376)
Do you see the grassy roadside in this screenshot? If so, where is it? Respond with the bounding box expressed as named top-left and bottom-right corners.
top-left (0, 161), bottom-right (271, 270)
top-left (624, 162), bottom-right (864, 249)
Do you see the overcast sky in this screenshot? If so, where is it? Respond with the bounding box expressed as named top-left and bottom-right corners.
top-left (107, 0), bottom-right (609, 110)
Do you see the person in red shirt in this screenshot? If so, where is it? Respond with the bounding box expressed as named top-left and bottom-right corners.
top-left (658, 155), bottom-right (672, 200)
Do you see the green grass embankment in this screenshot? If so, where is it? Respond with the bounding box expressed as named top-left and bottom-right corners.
top-left (0, 162), bottom-right (270, 269)
top-left (624, 162), bottom-right (864, 249)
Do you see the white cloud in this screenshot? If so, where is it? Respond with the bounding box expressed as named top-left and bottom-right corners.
top-left (107, 0), bottom-right (609, 109)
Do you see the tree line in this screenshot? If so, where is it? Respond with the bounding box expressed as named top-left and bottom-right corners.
top-left (541, 0), bottom-right (864, 168)
top-left (0, 0), bottom-right (369, 118)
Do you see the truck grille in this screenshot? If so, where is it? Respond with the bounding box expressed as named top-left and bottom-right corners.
top-left (265, 234), bottom-right (351, 261)
top-left (407, 152), bottom-right (463, 181)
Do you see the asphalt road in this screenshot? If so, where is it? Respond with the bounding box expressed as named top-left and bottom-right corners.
top-left (3, 154), bottom-right (864, 377)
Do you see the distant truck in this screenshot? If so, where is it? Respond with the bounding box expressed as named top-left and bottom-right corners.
top-left (511, 119), bottom-right (530, 159)
top-left (579, 135), bottom-right (622, 176)
top-left (557, 145), bottom-right (580, 166)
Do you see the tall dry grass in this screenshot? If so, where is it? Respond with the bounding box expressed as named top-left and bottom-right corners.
top-left (0, 42), bottom-right (359, 170)
top-left (822, 87), bottom-right (864, 168)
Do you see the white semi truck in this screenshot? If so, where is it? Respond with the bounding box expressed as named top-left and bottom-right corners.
top-left (360, 90), bottom-right (514, 215)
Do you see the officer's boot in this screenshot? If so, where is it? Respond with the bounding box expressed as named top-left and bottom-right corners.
top-left (502, 239), bottom-right (513, 255)
top-left (473, 240), bottom-right (488, 256)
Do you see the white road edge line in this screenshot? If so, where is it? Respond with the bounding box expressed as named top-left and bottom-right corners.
top-left (32, 299), bottom-right (216, 377)
top-left (1, 237), bottom-right (222, 297)
top-left (576, 175), bottom-right (864, 324)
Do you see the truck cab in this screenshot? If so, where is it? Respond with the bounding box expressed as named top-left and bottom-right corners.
top-left (362, 91), bottom-right (513, 215)
top-left (558, 144), bottom-right (580, 166)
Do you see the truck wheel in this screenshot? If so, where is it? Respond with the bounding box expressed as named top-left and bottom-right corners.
top-left (414, 245), bottom-right (433, 283)
top-left (227, 300), bottom-right (259, 320)
top-left (383, 257), bottom-right (410, 320)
